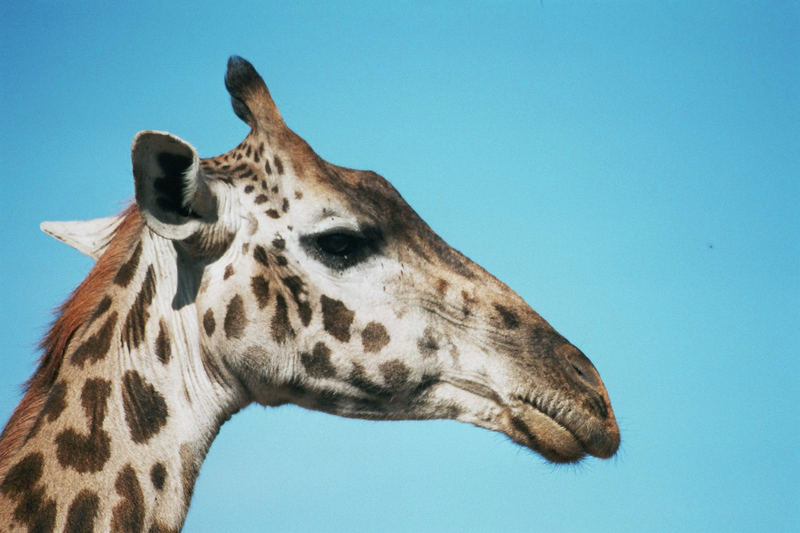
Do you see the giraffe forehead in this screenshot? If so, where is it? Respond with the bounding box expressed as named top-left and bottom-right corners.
top-left (202, 138), bottom-right (416, 231)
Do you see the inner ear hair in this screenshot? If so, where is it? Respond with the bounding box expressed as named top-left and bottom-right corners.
top-left (154, 152), bottom-right (201, 219)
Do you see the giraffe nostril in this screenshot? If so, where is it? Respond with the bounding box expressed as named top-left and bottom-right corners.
top-left (558, 344), bottom-right (602, 389)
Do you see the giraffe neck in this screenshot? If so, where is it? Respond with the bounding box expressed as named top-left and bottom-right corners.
top-left (0, 221), bottom-right (247, 532)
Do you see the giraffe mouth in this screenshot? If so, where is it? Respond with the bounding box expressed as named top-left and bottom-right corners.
top-left (510, 393), bottom-right (619, 462)
top-left (436, 377), bottom-right (618, 463)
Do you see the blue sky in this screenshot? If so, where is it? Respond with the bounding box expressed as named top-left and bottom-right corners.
top-left (1, 2), bottom-right (798, 531)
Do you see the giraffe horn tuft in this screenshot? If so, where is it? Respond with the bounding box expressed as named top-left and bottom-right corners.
top-left (225, 55), bottom-right (284, 131)
top-left (40, 215), bottom-right (124, 260)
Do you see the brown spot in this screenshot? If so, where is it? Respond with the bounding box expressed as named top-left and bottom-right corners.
top-left (114, 242), bottom-right (143, 287)
top-left (271, 185), bottom-right (279, 194)
top-left (283, 276), bottom-right (312, 326)
top-left (321, 295), bottom-right (354, 342)
top-left (71, 311), bottom-right (117, 367)
top-left (91, 295), bottom-right (113, 322)
top-left (254, 194), bottom-right (268, 204)
top-left (203, 309), bottom-right (216, 336)
top-left (55, 378), bottom-right (112, 473)
top-left (155, 320), bottom-right (171, 365)
top-left (361, 322), bottom-right (390, 353)
top-left (264, 159), bottom-right (272, 175)
top-left (253, 245), bottom-right (269, 267)
top-left (111, 464), bottom-right (144, 533)
top-left (275, 255), bottom-right (288, 267)
top-left (224, 294), bottom-right (246, 339)
top-left (300, 342), bottom-right (336, 378)
top-left (417, 327), bottom-right (441, 357)
top-left (242, 242), bottom-right (250, 255)
top-left (271, 294), bottom-right (294, 343)
top-left (266, 209), bottom-right (280, 219)
top-left (461, 290), bottom-right (478, 317)
top-left (435, 279), bottom-right (449, 296)
top-left (251, 275), bottom-right (270, 309)
top-left (65, 490), bottom-right (100, 533)
top-left (272, 237), bottom-right (285, 250)
top-left (150, 462), bottom-right (167, 491)
top-left (122, 370), bottom-right (169, 444)
top-left (27, 381), bottom-right (68, 439)
top-left (1, 452), bottom-right (57, 532)
top-left (294, 190), bottom-right (303, 200)
top-left (273, 155), bottom-right (284, 174)
top-left (244, 184), bottom-right (255, 194)
top-left (122, 265), bottom-right (156, 350)
top-left (282, 198), bottom-right (290, 213)
top-left (224, 264), bottom-right (235, 280)
top-left (245, 145), bottom-right (252, 157)
top-left (1, 452), bottom-right (44, 497)
top-left (15, 490), bottom-right (56, 532)
top-left (494, 304), bottom-right (520, 329)
top-left (379, 360), bottom-right (411, 389)
top-left (42, 382), bottom-right (68, 420)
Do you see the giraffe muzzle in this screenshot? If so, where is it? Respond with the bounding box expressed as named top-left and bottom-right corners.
top-left (508, 341), bottom-right (620, 462)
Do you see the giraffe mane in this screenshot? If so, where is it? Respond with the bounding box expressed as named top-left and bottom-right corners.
top-left (0, 205), bottom-right (143, 477)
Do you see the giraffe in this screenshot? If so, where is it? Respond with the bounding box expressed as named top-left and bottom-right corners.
top-left (0, 57), bottom-right (619, 532)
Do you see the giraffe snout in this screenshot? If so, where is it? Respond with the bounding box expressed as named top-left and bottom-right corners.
top-left (554, 343), bottom-right (620, 456)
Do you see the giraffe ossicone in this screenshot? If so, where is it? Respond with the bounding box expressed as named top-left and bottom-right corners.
top-left (1, 56), bottom-right (619, 532)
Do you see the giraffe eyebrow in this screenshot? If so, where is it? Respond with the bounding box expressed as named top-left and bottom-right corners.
top-left (310, 209), bottom-right (360, 231)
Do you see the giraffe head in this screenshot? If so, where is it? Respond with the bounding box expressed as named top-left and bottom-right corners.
top-left (63, 57), bottom-right (619, 463)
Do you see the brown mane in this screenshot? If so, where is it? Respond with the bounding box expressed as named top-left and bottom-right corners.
top-left (0, 206), bottom-right (143, 475)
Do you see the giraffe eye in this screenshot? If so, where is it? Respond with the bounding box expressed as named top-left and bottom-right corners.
top-left (316, 232), bottom-right (361, 256)
top-left (302, 227), bottom-right (383, 270)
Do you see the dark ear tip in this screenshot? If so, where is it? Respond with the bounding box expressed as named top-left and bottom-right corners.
top-left (224, 55), bottom-right (260, 94)
top-left (225, 55), bottom-right (267, 126)
top-left (226, 55), bottom-right (254, 74)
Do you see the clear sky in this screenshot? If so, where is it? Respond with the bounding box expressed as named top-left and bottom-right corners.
top-left (1, 2), bottom-right (798, 531)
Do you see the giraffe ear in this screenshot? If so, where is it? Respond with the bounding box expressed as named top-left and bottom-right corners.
top-left (40, 215), bottom-right (124, 259)
top-left (132, 130), bottom-right (218, 242)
